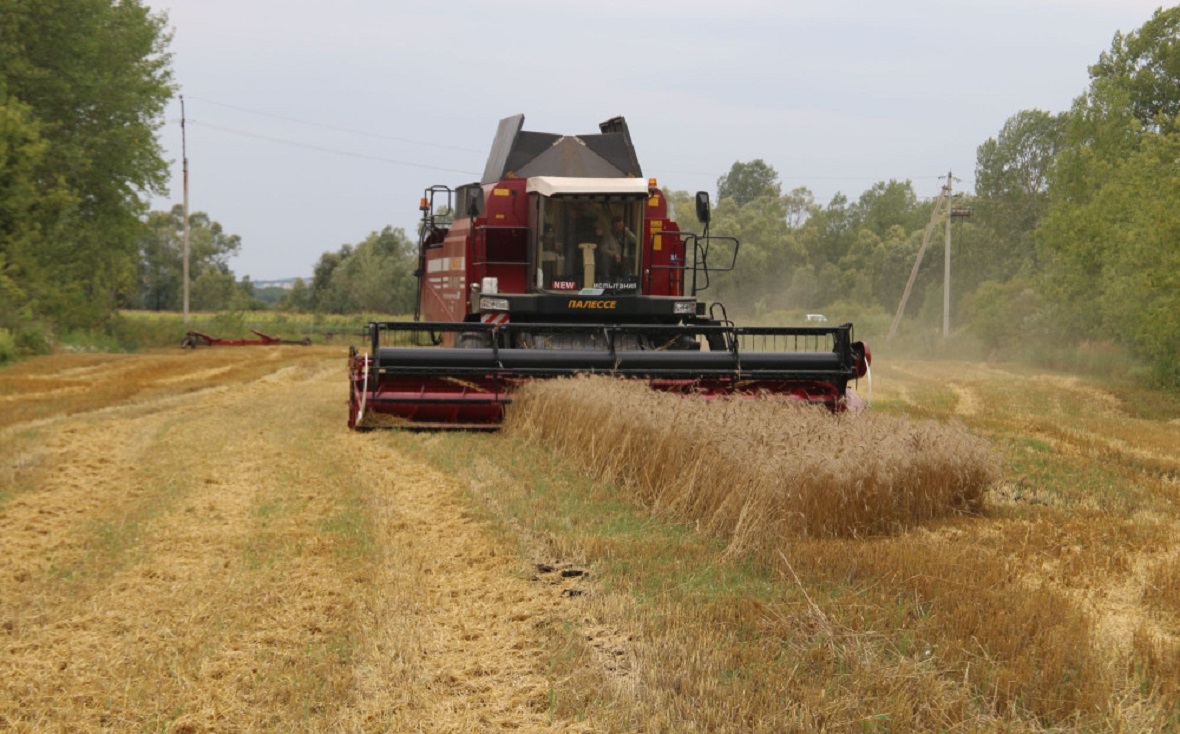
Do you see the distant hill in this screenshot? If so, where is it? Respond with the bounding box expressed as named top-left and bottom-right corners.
top-left (251, 278), bottom-right (308, 306)
top-left (252, 278), bottom-right (304, 291)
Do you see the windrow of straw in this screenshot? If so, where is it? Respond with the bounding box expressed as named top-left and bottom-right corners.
top-left (505, 376), bottom-right (1000, 553)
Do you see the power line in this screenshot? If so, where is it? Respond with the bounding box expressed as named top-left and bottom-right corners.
top-left (183, 95), bottom-right (485, 154)
top-left (188, 120), bottom-right (482, 177)
top-left (666, 169), bottom-right (949, 182)
top-left (173, 97), bottom-right (972, 193)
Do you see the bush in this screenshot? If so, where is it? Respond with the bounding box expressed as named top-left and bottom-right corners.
top-left (0, 329), bottom-right (15, 365)
top-left (14, 323), bottom-right (52, 355)
top-left (58, 329), bottom-right (124, 353)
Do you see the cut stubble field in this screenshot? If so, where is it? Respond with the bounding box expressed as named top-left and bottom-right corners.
top-left (0, 347), bottom-right (1177, 732)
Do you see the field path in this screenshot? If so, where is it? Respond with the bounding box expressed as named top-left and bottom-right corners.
top-left (0, 348), bottom-right (591, 732)
top-left (345, 434), bottom-right (592, 732)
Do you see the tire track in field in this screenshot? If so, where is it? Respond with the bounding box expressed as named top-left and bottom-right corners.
top-left (2, 350), bottom-right (595, 732)
top-left (345, 431), bottom-right (594, 732)
top-left (1, 358), bottom-right (345, 729)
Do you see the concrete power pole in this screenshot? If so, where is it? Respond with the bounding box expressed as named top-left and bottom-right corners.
top-left (181, 95), bottom-right (190, 325)
top-left (943, 174), bottom-right (973, 339)
top-left (943, 171), bottom-right (952, 338)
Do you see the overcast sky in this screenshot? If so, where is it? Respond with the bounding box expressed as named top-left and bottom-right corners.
top-left (145, 0), bottom-right (1167, 281)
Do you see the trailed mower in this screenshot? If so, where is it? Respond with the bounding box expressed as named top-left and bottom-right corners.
top-left (349, 114), bottom-right (870, 429)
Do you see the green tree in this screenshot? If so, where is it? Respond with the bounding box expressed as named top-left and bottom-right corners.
top-left (799, 192), bottom-right (856, 270)
top-left (1088, 7), bottom-right (1180, 135)
top-left (977, 110), bottom-right (1067, 202)
top-left (135, 205), bottom-right (242, 311)
top-left (853, 180), bottom-right (923, 235)
top-left (708, 192), bottom-right (805, 314)
top-left (275, 278), bottom-right (313, 312)
top-left (1035, 8), bottom-right (1180, 383)
top-left (716, 159), bottom-right (782, 204)
top-left (964, 278), bottom-right (1047, 352)
top-left (973, 109), bottom-right (1068, 278)
top-left (0, 0), bottom-right (173, 328)
top-left (781, 187), bottom-right (816, 229)
top-left (1049, 10), bottom-right (1180, 207)
top-left (311, 247), bottom-right (350, 312)
top-left (789, 182), bottom-right (933, 314)
top-left (310, 227), bottom-right (416, 314)
top-left (1039, 132), bottom-right (1180, 383)
top-left (0, 95), bottom-right (53, 329)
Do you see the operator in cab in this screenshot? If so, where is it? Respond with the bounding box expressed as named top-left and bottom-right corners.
top-left (599, 215), bottom-right (636, 279)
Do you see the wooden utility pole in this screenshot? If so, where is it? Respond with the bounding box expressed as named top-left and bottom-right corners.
top-left (887, 174), bottom-right (951, 342)
top-left (181, 95), bottom-right (190, 325)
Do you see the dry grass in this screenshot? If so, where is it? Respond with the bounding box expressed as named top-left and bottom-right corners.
top-left (0, 349), bottom-right (591, 732)
top-left (1145, 553), bottom-right (1180, 619)
top-left (0, 350), bottom-right (370, 731)
top-left (506, 376), bottom-right (1000, 549)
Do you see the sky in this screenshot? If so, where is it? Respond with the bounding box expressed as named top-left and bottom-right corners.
top-left (144, 0), bottom-right (1168, 282)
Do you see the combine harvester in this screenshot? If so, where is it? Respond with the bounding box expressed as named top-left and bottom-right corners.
top-left (349, 115), bottom-right (870, 429)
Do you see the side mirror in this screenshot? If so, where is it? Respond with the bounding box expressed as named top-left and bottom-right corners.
top-left (695, 191), bottom-right (711, 225)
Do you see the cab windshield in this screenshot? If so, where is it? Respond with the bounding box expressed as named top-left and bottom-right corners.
top-left (535, 196), bottom-right (643, 294)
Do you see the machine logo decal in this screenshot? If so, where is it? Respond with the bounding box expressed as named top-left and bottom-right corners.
top-left (567, 300), bottom-right (617, 310)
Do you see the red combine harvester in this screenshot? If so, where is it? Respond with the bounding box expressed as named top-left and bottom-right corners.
top-left (348, 114), bottom-right (870, 429)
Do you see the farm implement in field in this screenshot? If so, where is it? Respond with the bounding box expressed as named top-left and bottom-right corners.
top-left (181, 329), bottom-right (311, 348)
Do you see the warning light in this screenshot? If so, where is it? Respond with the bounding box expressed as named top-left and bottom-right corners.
top-left (419, 197), bottom-right (429, 211)
top-left (648, 178), bottom-right (658, 190)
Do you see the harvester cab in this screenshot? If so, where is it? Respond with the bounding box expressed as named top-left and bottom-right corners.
top-left (411, 113), bottom-right (736, 331)
top-left (348, 114), bottom-right (870, 429)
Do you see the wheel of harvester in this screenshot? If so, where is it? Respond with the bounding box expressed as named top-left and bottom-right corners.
top-left (457, 331), bottom-right (490, 349)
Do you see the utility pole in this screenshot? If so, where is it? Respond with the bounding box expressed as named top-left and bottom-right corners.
top-left (944, 177), bottom-right (973, 338)
top-left (943, 171), bottom-right (952, 338)
top-left (887, 177), bottom-right (949, 342)
top-left (181, 95), bottom-right (190, 325)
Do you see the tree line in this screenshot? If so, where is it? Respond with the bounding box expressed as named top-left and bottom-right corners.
top-left (0, 0), bottom-right (420, 337)
top-left (1, 2), bottom-right (1175, 383)
top-left (132, 205), bottom-right (416, 316)
top-left (694, 8), bottom-right (1179, 385)
top-left (2, 0), bottom-right (172, 333)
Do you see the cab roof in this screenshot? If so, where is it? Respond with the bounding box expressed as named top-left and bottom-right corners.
top-left (525, 176), bottom-right (650, 197)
